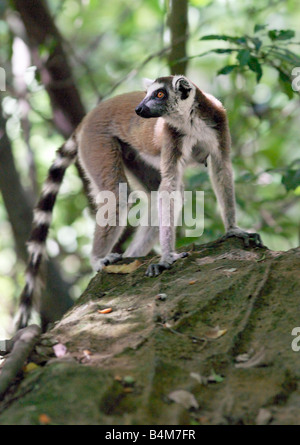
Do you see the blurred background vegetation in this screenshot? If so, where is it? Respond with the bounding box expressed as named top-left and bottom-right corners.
top-left (0, 0), bottom-right (299, 336)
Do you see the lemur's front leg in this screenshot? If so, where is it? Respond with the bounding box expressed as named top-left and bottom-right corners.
top-left (209, 149), bottom-right (263, 247)
top-left (146, 179), bottom-right (188, 277)
top-left (146, 149), bottom-right (188, 277)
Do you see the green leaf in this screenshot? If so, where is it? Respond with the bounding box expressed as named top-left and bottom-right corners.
top-left (278, 77), bottom-right (294, 99)
top-left (278, 69), bottom-right (290, 83)
top-left (269, 48), bottom-right (300, 66)
top-left (201, 34), bottom-right (224, 40)
top-left (247, 56), bottom-right (263, 82)
top-left (268, 29), bottom-right (295, 41)
top-left (212, 48), bottom-right (236, 54)
top-left (217, 65), bottom-right (238, 75)
top-left (237, 49), bottom-right (251, 66)
top-left (254, 24), bottom-right (267, 33)
top-left (180, 48), bottom-right (238, 63)
top-left (251, 37), bottom-right (262, 51)
top-left (268, 30), bottom-right (278, 41)
top-left (275, 68), bottom-right (294, 99)
top-left (209, 369), bottom-right (224, 383)
top-left (283, 49), bottom-right (300, 65)
top-left (123, 375), bottom-right (135, 386)
top-left (269, 49), bottom-right (296, 65)
top-left (282, 168), bottom-right (300, 191)
top-left (201, 34), bottom-right (247, 44)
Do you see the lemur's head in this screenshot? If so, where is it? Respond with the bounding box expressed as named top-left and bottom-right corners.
top-left (135, 75), bottom-right (195, 119)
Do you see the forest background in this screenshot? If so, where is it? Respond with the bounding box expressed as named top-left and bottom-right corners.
top-left (0, 0), bottom-right (299, 336)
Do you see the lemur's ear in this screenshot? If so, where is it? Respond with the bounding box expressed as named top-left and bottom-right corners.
top-left (142, 78), bottom-right (154, 90)
top-left (173, 76), bottom-right (192, 99)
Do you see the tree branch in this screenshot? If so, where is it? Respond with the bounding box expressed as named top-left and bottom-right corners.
top-left (0, 325), bottom-right (41, 399)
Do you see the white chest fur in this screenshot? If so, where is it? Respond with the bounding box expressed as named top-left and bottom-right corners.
top-left (182, 116), bottom-right (219, 163)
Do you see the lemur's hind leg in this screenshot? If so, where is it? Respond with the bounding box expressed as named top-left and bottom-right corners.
top-left (91, 226), bottom-right (125, 271)
top-left (123, 190), bottom-right (159, 258)
top-left (78, 135), bottom-right (128, 271)
top-left (124, 225), bottom-right (159, 258)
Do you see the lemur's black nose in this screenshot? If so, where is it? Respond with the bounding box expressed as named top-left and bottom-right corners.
top-left (135, 105), bottom-right (143, 116)
top-left (135, 103), bottom-right (153, 118)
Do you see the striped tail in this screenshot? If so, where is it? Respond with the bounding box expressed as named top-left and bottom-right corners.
top-left (16, 135), bottom-right (78, 329)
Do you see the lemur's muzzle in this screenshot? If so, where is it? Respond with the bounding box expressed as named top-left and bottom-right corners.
top-left (135, 103), bottom-right (152, 118)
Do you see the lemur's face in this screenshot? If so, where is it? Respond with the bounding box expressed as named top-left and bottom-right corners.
top-left (135, 76), bottom-right (194, 119)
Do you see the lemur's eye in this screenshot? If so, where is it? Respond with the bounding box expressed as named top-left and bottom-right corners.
top-left (157, 91), bottom-right (165, 99)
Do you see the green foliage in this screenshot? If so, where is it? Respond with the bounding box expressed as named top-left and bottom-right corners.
top-left (268, 29), bottom-right (295, 41)
top-left (280, 161), bottom-right (300, 192)
top-left (199, 25), bottom-right (300, 90)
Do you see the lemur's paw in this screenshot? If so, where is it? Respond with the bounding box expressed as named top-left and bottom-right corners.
top-left (146, 262), bottom-right (169, 277)
top-left (223, 227), bottom-right (264, 248)
top-left (15, 303), bottom-right (31, 330)
top-left (92, 253), bottom-right (123, 272)
top-left (146, 251), bottom-right (189, 277)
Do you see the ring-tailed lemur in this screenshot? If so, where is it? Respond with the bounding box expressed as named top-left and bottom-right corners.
top-left (16, 75), bottom-right (262, 328)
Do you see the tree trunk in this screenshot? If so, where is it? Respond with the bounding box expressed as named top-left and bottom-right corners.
top-left (167, 0), bottom-right (189, 76)
top-left (11, 0), bottom-right (85, 136)
top-left (10, 0), bottom-right (94, 205)
top-left (0, 238), bottom-right (299, 425)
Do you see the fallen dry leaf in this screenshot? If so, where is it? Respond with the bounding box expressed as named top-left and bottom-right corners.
top-left (98, 308), bottom-right (112, 314)
top-left (163, 322), bottom-right (172, 329)
top-left (197, 416), bottom-right (209, 424)
top-left (256, 253), bottom-right (266, 262)
top-left (23, 362), bottom-right (40, 373)
top-left (235, 347), bottom-right (266, 369)
top-left (168, 390), bottom-right (199, 410)
top-left (39, 413), bottom-right (51, 425)
top-left (83, 349), bottom-right (92, 356)
top-left (190, 372), bottom-right (206, 385)
top-left (114, 375), bottom-right (122, 382)
top-left (81, 349), bottom-right (92, 362)
top-left (223, 268), bottom-right (237, 274)
top-left (189, 280), bottom-right (197, 285)
top-left (235, 349), bottom-right (254, 363)
top-left (204, 325), bottom-right (227, 339)
top-left (104, 260), bottom-right (141, 274)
